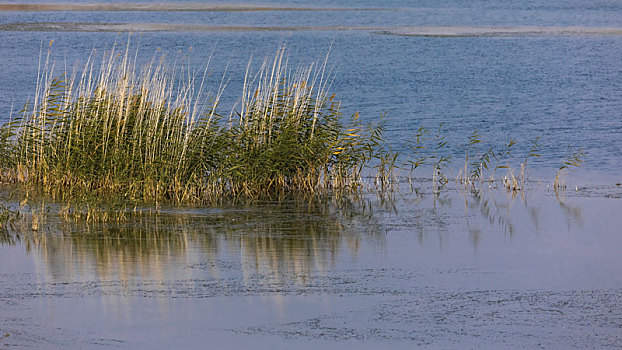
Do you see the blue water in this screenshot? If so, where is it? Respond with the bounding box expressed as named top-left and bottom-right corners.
top-left (2, 185), bottom-right (622, 349)
top-left (0, 0), bottom-right (620, 183)
top-left (1, 3), bottom-right (622, 349)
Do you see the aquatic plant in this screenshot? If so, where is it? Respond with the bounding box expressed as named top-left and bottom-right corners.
top-left (0, 44), bottom-right (378, 203)
top-left (362, 116), bottom-right (399, 192)
top-left (518, 136), bottom-right (541, 189)
top-left (404, 124), bottom-right (451, 192)
top-left (460, 130), bottom-right (482, 187)
top-left (0, 119), bottom-right (16, 178)
top-left (553, 146), bottom-right (584, 191)
top-left (430, 123), bottom-right (452, 191)
top-left (0, 41), bottom-right (589, 208)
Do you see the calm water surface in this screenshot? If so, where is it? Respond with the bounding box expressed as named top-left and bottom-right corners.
top-left (1, 188), bottom-right (622, 349)
top-left (0, 1), bottom-right (621, 348)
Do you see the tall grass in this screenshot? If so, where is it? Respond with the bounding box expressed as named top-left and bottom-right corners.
top-left (0, 44), bottom-right (376, 203)
top-left (0, 43), bottom-right (587, 206)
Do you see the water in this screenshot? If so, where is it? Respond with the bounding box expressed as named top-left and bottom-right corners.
top-left (0, 1), bottom-right (621, 348)
top-left (1, 188), bottom-right (622, 349)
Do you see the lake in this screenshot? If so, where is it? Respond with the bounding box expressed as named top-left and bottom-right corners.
top-left (0, 1), bottom-right (621, 349)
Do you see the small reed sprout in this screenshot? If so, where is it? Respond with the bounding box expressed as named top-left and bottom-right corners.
top-left (519, 137), bottom-right (541, 186)
top-left (403, 124), bottom-right (451, 193)
top-left (553, 146), bottom-right (585, 191)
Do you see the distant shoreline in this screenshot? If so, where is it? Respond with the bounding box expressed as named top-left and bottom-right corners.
top-left (383, 26), bottom-right (622, 37)
top-left (1, 22), bottom-right (621, 37)
top-left (0, 3), bottom-right (379, 12)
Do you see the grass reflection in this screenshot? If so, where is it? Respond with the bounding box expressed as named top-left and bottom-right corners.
top-left (6, 195), bottom-right (383, 283)
top-left (0, 183), bottom-right (592, 284)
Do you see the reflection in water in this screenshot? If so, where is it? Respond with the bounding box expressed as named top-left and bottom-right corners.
top-left (0, 190), bottom-right (618, 350)
top-left (554, 191), bottom-right (584, 229)
top-left (0, 229), bottom-right (15, 245)
top-left (463, 187), bottom-right (584, 238)
top-left (6, 196), bottom-right (384, 285)
top-left (383, 185), bottom-right (587, 252)
top-left (467, 189), bottom-right (516, 238)
top-left (0, 187), bottom-right (590, 285)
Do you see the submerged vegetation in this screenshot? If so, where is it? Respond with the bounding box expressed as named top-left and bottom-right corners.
top-left (0, 41), bottom-right (586, 216)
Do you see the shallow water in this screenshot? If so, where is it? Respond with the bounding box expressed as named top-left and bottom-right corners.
top-left (1, 187), bottom-right (622, 349)
top-left (0, 1), bottom-right (621, 348)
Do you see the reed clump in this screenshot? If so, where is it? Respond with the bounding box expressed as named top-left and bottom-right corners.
top-left (0, 43), bottom-right (588, 206)
top-left (0, 44), bottom-right (376, 203)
